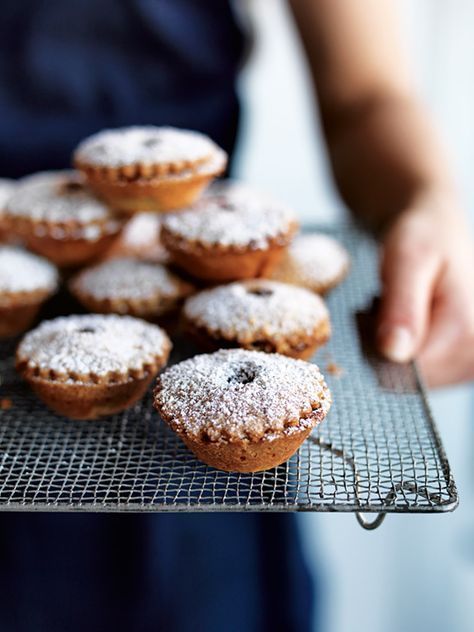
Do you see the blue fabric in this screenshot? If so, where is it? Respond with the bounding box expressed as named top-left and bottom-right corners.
top-left (0, 2), bottom-right (317, 629)
top-left (0, 513), bottom-right (315, 631)
top-left (0, 0), bottom-right (244, 177)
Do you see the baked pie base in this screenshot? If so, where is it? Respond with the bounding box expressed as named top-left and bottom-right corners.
top-left (153, 348), bottom-right (331, 472)
top-left (184, 319), bottom-right (331, 360)
top-left (77, 147), bottom-right (227, 214)
top-left (162, 231), bottom-right (296, 282)
top-left (181, 424), bottom-right (314, 473)
top-left (161, 404), bottom-right (326, 473)
top-left (0, 290), bottom-right (51, 338)
top-left (24, 230), bottom-right (123, 268)
top-left (16, 314), bottom-right (172, 420)
top-left (23, 371), bottom-right (156, 420)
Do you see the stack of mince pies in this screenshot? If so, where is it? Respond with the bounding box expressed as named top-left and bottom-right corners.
top-left (0, 125), bottom-right (350, 473)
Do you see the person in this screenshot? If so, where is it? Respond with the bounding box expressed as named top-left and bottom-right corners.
top-left (289, 1), bottom-right (474, 387)
top-left (0, 1), bottom-right (472, 630)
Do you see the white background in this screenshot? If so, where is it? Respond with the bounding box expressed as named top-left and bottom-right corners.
top-left (235, 2), bottom-right (474, 631)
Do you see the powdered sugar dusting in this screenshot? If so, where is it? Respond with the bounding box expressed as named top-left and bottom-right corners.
top-left (73, 258), bottom-right (187, 301)
top-left (122, 214), bottom-right (161, 249)
top-left (155, 349), bottom-right (331, 441)
top-left (272, 233), bottom-right (350, 290)
top-left (5, 171), bottom-right (120, 235)
top-left (17, 314), bottom-right (171, 379)
top-left (75, 126), bottom-right (220, 167)
top-left (162, 184), bottom-right (297, 249)
top-left (0, 246), bottom-right (58, 294)
top-left (106, 214), bottom-right (169, 262)
top-left (0, 179), bottom-right (16, 209)
top-left (184, 280), bottom-right (329, 341)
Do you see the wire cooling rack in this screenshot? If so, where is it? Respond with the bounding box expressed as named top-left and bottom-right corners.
top-left (0, 225), bottom-right (458, 527)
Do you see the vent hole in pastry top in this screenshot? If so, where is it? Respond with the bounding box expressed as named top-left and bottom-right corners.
top-left (77, 327), bottom-right (96, 334)
top-left (221, 202), bottom-right (236, 211)
top-left (92, 145), bottom-right (106, 156)
top-left (59, 180), bottom-right (85, 195)
top-left (227, 363), bottom-right (259, 386)
top-left (213, 198), bottom-right (236, 211)
top-left (143, 138), bottom-right (161, 148)
top-left (247, 287), bottom-right (273, 297)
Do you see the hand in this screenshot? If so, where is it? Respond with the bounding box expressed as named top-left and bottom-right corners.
top-left (376, 191), bottom-right (474, 387)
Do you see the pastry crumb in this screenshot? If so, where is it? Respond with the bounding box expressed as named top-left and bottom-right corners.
top-left (0, 398), bottom-right (13, 410)
top-left (326, 362), bottom-right (344, 377)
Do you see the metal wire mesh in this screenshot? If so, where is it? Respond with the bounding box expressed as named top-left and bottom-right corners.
top-left (0, 225), bottom-right (458, 514)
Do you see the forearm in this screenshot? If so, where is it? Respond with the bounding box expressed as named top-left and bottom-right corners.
top-left (326, 96), bottom-right (474, 384)
top-left (288, 0), bottom-right (460, 231)
top-left (289, 0), bottom-right (474, 385)
top-left (322, 94), bottom-right (459, 231)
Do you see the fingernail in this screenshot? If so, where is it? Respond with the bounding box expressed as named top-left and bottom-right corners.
top-left (378, 325), bottom-right (414, 363)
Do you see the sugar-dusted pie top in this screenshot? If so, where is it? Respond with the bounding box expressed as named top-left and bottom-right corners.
top-left (5, 171), bottom-right (121, 238)
top-left (184, 280), bottom-right (329, 342)
top-left (0, 178), bottom-right (16, 209)
top-left (74, 126), bottom-right (222, 168)
top-left (162, 183), bottom-right (297, 249)
top-left (0, 246), bottom-right (58, 295)
top-left (154, 349), bottom-right (331, 442)
top-left (17, 314), bottom-right (171, 381)
top-left (72, 257), bottom-right (191, 301)
top-left (271, 233), bottom-right (350, 291)
top-left (108, 213), bottom-right (169, 262)
top-left (120, 213), bottom-right (163, 251)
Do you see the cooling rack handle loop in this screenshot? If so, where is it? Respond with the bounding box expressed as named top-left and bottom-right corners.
top-left (309, 437), bottom-right (387, 530)
top-left (309, 436), bottom-right (450, 530)
top-left (356, 512), bottom-right (386, 530)
top-left (355, 482), bottom-right (449, 530)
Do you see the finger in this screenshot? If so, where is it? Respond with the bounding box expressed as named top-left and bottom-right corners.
top-left (418, 270), bottom-right (474, 386)
top-left (377, 234), bottom-right (441, 363)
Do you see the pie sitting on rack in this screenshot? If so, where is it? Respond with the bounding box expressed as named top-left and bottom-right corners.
top-left (16, 314), bottom-right (172, 420)
top-left (153, 348), bottom-right (332, 472)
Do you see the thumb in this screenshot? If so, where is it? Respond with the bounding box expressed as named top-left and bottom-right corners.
top-left (377, 233), bottom-right (440, 363)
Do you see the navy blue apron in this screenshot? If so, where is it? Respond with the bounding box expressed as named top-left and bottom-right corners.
top-left (0, 3), bottom-right (316, 630)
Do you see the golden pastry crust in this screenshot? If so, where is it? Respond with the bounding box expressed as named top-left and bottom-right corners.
top-left (183, 280), bottom-right (331, 359)
top-left (178, 422), bottom-right (316, 473)
top-left (76, 156), bottom-right (211, 180)
top-left (0, 246), bottom-right (58, 338)
top-left (74, 126), bottom-right (223, 176)
top-left (161, 183), bottom-right (299, 282)
top-left (74, 126), bottom-right (227, 213)
top-left (23, 371), bottom-right (157, 420)
top-left (16, 314), bottom-right (172, 420)
top-left (162, 228), bottom-right (295, 282)
top-left (271, 233), bottom-right (350, 294)
top-left (3, 171), bottom-right (125, 267)
top-left (0, 290), bottom-right (51, 338)
top-left (153, 349), bottom-right (331, 472)
top-left (81, 168), bottom-right (225, 214)
top-left (22, 231), bottom-right (123, 268)
top-left (70, 258), bottom-right (194, 321)
top-left (184, 319), bottom-right (330, 360)
top-left (0, 178), bottom-right (17, 243)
